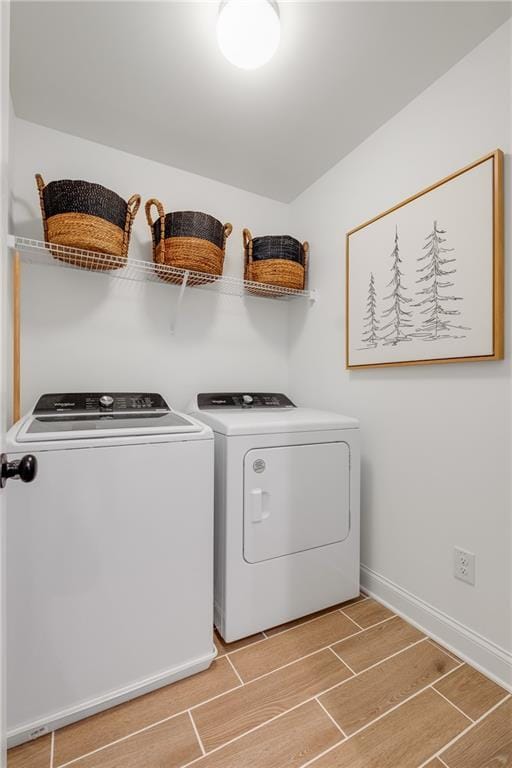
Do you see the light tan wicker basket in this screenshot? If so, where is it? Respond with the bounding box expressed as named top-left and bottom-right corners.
top-left (145, 199), bottom-right (232, 285)
top-left (35, 174), bottom-right (141, 270)
top-left (243, 228), bottom-right (309, 296)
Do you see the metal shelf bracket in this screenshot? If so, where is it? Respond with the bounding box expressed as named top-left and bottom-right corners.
top-left (170, 270), bottom-right (190, 334)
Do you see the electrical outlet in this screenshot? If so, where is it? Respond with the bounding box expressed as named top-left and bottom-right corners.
top-left (454, 547), bottom-right (475, 585)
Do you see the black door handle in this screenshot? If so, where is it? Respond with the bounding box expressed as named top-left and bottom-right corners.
top-left (0, 454), bottom-right (38, 488)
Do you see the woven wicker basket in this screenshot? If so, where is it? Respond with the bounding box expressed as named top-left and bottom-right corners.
top-left (145, 200), bottom-right (232, 285)
top-left (243, 229), bottom-right (309, 295)
top-left (35, 175), bottom-right (141, 270)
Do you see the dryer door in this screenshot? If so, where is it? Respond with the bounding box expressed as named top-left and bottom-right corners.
top-left (243, 442), bottom-right (350, 563)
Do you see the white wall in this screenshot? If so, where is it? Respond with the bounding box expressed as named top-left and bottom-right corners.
top-left (289, 21), bottom-right (512, 680)
top-left (10, 120), bottom-right (293, 415)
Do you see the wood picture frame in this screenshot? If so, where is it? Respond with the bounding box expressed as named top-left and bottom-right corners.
top-left (346, 149), bottom-right (504, 369)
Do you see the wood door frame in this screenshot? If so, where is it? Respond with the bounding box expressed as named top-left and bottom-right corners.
top-left (0, 1), bottom-right (11, 766)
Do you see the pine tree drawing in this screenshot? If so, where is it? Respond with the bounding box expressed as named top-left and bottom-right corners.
top-left (381, 226), bottom-right (413, 345)
top-left (414, 220), bottom-right (469, 340)
top-left (361, 272), bottom-right (379, 348)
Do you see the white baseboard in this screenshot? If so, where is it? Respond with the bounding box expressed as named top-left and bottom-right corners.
top-left (7, 646), bottom-right (218, 749)
top-left (361, 564), bottom-right (512, 692)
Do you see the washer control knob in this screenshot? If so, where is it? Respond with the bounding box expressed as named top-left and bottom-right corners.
top-left (99, 395), bottom-right (114, 409)
top-left (242, 394), bottom-right (254, 405)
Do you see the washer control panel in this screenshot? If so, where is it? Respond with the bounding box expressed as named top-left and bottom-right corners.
top-left (34, 393), bottom-right (169, 416)
top-left (197, 393), bottom-right (296, 409)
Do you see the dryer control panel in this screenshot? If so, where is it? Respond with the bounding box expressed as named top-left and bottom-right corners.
top-left (197, 393), bottom-right (296, 409)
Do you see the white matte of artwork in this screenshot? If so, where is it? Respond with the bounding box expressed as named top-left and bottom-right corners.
top-left (347, 154), bottom-right (498, 368)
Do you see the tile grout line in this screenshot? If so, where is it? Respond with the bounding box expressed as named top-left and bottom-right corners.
top-left (224, 635), bottom-right (268, 656)
top-left (333, 635), bottom-right (429, 677)
top-left (54, 618), bottom-right (419, 767)
top-left (430, 684), bottom-right (475, 723)
top-left (437, 757), bottom-right (451, 768)
top-left (296, 661), bottom-right (467, 768)
top-left (415, 692), bottom-right (512, 768)
top-left (225, 653), bottom-right (245, 686)
top-left (328, 645), bottom-right (356, 676)
top-left (188, 711), bottom-right (206, 757)
top-left (338, 609), bottom-right (363, 630)
top-left (315, 697), bottom-right (347, 739)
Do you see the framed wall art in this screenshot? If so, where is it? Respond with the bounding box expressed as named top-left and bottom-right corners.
top-left (346, 150), bottom-right (504, 369)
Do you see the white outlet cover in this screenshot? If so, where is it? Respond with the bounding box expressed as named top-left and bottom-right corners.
top-left (454, 547), bottom-right (476, 585)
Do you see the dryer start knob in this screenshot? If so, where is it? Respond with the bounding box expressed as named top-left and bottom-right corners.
top-left (242, 395), bottom-right (254, 405)
top-left (99, 395), bottom-right (114, 409)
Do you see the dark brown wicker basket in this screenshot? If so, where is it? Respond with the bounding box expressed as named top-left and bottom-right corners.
top-left (243, 229), bottom-right (309, 295)
top-left (145, 200), bottom-right (232, 285)
top-left (35, 174), bottom-right (141, 270)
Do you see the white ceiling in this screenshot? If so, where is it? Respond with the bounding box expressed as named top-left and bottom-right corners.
top-left (10, 1), bottom-right (511, 202)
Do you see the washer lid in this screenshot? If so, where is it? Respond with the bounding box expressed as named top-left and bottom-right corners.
top-left (16, 392), bottom-right (203, 442)
top-left (16, 412), bottom-right (203, 442)
top-left (191, 407), bottom-right (359, 436)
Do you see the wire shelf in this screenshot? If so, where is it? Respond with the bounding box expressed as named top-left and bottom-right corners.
top-left (8, 236), bottom-right (317, 302)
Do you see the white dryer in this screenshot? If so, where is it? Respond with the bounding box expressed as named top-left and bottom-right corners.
top-left (189, 393), bottom-right (360, 642)
top-left (6, 392), bottom-right (214, 747)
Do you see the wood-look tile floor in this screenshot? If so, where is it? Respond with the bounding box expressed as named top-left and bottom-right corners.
top-left (8, 595), bottom-right (511, 768)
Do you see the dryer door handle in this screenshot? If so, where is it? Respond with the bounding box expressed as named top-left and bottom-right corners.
top-left (250, 488), bottom-right (270, 523)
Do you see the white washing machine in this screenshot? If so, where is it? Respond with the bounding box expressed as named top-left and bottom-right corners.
top-left (6, 392), bottom-right (214, 747)
top-left (189, 392), bottom-right (360, 642)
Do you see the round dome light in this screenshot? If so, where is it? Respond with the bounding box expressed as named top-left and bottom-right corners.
top-left (217, 0), bottom-right (280, 70)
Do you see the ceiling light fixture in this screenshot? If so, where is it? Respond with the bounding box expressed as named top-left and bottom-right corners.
top-left (217, 0), bottom-right (280, 70)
